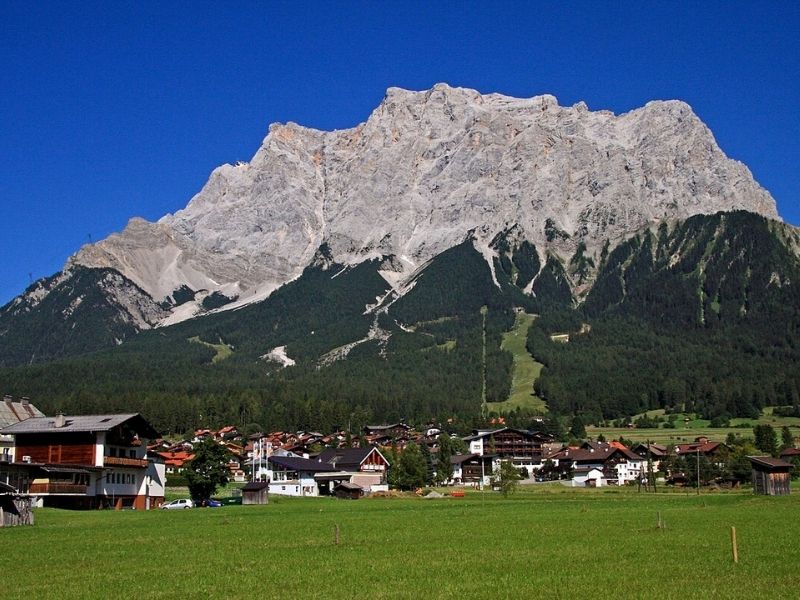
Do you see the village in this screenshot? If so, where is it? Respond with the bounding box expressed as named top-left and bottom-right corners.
top-left (1, 394), bottom-right (796, 525)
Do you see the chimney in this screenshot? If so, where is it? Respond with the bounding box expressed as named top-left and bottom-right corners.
top-left (4, 395), bottom-right (21, 421)
top-left (54, 413), bottom-right (66, 428)
top-left (21, 396), bottom-right (33, 416)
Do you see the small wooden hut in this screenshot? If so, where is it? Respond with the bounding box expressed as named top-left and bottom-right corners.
top-left (241, 481), bottom-right (269, 505)
top-left (0, 482), bottom-right (34, 527)
top-left (749, 456), bottom-right (793, 496)
top-left (333, 481), bottom-right (363, 500)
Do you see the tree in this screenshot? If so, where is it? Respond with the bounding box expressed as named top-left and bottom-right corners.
top-left (184, 438), bottom-right (231, 502)
top-left (420, 442), bottom-right (435, 486)
top-left (385, 444), bottom-right (400, 489)
top-left (780, 426), bottom-right (794, 450)
top-left (569, 415), bottom-right (586, 440)
top-left (491, 460), bottom-right (521, 497)
top-left (753, 424), bottom-right (778, 456)
top-left (722, 440), bottom-right (757, 484)
top-left (436, 434), bottom-right (454, 485)
top-left (396, 443), bottom-right (428, 490)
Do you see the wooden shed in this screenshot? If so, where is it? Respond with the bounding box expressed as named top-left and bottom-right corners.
top-left (749, 456), bottom-right (793, 496)
top-left (241, 481), bottom-right (269, 505)
top-left (0, 482), bottom-right (34, 527)
top-left (333, 481), bottom-right (363, 500)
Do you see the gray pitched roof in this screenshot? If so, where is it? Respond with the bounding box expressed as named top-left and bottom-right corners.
top-left (0, 398), bottom-right (44, 429)
top-left (268, 455), bottom-right (339, 472)
top-left (317, 447), bottom-right (390, 469)
top-left (0, 413), bottom-right (159, 438)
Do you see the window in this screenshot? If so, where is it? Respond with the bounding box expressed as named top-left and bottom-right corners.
top-left (129, 449), bottom-right (136, 458)
top-left (109, 447), bottom-right (117, 457)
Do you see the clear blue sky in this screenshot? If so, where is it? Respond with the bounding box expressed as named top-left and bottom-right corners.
top-left (2, 1), bottom-right (798, 304)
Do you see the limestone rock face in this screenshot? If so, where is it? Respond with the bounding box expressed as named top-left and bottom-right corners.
top-left (70, 84), bottom-right (778, 322)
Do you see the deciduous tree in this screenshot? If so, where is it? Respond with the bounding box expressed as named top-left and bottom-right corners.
top-left (184, 438), bottom-right (230, 502)
top-left (491, 459), bottom-right (521, 497)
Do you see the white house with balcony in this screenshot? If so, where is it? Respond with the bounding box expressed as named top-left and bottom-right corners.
top-left (0, 413), bottom-right (165, 509)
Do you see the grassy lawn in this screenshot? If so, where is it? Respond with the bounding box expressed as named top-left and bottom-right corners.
top-left (487, 312), bottom-right (547, 414)
top-left (2, 487), bottom-right (798, 598)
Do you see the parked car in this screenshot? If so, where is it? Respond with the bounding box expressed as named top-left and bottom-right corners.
top-left (200, 499), bottom-right (222, 508)
top-left (161, 498), bottom-right (194, 510)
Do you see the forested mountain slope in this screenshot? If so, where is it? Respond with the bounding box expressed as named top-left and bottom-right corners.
top-left (1, 212), bottom-right (798, 434)
top-left (530, 212), bottom-right (800, 422)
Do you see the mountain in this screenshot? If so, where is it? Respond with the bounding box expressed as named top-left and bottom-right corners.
top-left (0, 85), bottom-right (779, 366)
top-left (531, 212), bottom-right (800, 422)
top-left (1, 85), bottom-right (797, 432)
top-left (1, 211), bottom-right (799, 436)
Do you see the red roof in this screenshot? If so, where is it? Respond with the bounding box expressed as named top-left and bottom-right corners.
top-left (156, 450), bottom-right (195, 467)
top-left (675, 442), bottom-right (722, 455)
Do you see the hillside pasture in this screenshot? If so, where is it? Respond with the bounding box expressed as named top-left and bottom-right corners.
top-left (1, 487), bottom-right (798, 598)
top-left (487, 312), bottom-right (547, 414)
top-left (589, 407), bottom-right (800, 444)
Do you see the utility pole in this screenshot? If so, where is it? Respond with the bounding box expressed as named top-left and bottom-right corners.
top-left (696, 448), bottom-right (700, 496)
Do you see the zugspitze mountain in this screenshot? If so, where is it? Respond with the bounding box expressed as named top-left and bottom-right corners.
top-left (66, 83), bottom-right (777, 327)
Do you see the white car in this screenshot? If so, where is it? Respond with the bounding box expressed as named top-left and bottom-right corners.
top-left (161, 498), bottom-right (194, 510)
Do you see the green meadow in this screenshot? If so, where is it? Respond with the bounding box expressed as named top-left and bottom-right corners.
top-left (488, 312), bottom-right (547, 414)
top-left (588, 407), bottom-right (800, 444)
top-left (2, 487), bottom-right (799, 599)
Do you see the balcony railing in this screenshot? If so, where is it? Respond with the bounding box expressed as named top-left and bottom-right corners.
top-left (28, 483), bottom-right (88, 495)
top-left (104, 456), bottom-right (148, 468)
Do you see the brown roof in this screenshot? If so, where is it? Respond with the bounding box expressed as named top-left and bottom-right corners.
top-left (334, 481), bottom-right (363, 491)
top-left (242, 481), bottom-right (269, 491)
top-left (450, 454), bottom-right (480, 465)
top-left (675, 442), bottom-right (722, 455)
top-left (749, 456), bottom-right (794, 471)
top-left (560, 444), bottom-right (642, 464)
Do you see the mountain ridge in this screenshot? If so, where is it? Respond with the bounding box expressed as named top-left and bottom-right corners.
top-left (66, 84), bottom-right (778, 326)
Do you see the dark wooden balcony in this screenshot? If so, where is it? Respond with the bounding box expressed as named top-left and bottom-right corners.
top-left (28, 483), bottom-right (88, 495)
top-left (104, 456), bottom-right (148, 468)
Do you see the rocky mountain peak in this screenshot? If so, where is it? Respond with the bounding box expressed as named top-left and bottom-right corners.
top-left (68, 84), bottom-right (778, 325)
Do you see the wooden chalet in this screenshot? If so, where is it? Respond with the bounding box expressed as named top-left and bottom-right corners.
top-left (675, 440), bottom-right (725, 460)
top-left (267, 455), bottom-right (340, 497)
top-left (749, 456), bottom-right (793, 496)
top-left (552, 442), bottom-right (645, 485)
top-left (450, 454), bottom-right (494, 485)
top-left (0, 413), bottom-right (165, 510)
top-left (463, 428), bottom-right (554, 476)
top-left (363, 423), bottom-right (411, 438)
top-left (316, 447), bottom-right (390, 492)
top-left (631, 442), bottom-right (668, 470)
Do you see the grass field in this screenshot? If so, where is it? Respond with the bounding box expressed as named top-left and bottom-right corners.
top-left (487, 312), bottom-right (547, 414)
top-left (589, 408), bottom-right (800, 444)
top-left (2, 487), bottom-right (799, 599)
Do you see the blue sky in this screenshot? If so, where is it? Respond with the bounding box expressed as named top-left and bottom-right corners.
top-left (1, 2), bottom-right (798, 304)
